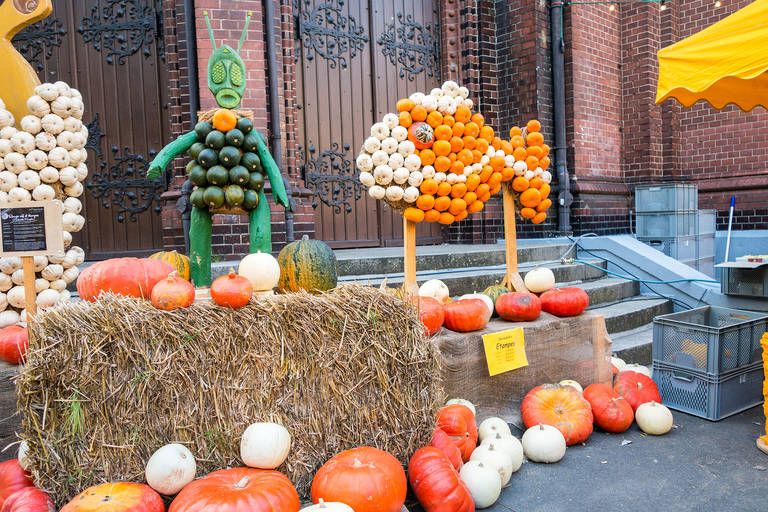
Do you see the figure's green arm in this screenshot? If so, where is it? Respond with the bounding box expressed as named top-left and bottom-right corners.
top-left (146, 131), bottom-right (199, 179)
top-left (254, 131), bottom-right (290, 210)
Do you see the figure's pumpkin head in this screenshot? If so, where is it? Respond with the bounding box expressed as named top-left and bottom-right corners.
top-left (204, 11), bottom-right (250, 109)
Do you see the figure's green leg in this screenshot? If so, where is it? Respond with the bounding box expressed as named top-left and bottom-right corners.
top-left (190, 207), bottom-right (213, 287)
top-left (249, 189), bottom-right (271, 253)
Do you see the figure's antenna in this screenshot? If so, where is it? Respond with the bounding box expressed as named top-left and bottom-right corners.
top-left (237, 12), bottom-right (253, 54)
top-left (204, 11), bottom-right (217, 49)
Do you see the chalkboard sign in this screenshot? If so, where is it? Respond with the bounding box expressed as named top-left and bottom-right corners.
top-left (0, 201), bottom-right (64, 256)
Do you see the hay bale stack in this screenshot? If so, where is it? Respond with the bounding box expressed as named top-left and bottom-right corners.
top-left (17, 285), bottom-right (442, 505)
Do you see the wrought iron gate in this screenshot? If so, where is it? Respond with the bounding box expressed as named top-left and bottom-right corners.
top-left (295, 0), bottom-right (442, 248)
top-left (12, 0), bottom-right (170, 259)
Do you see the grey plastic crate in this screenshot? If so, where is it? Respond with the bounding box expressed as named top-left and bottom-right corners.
top-left (698, 210), bottom-right (716, 235)
top-left (697, 257), bottom-right (715, 278)
top-left (639, 236), bottom-right (697, 260)
top-left (652, 305), bottom-right (768, 373)
top-left (635, 184), bottom-right (697, 212)
top-left (636, 211), bottom-right (698, 237)
top-left (720, 266), bottom-right (768, 297)
top-left (697, 233), bottom-right (715, 259)
top-left (652, 361), bottom-right (764, 421)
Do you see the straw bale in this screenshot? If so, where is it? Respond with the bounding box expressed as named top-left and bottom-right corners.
top-left (16, 284), bottom-right (442, 505)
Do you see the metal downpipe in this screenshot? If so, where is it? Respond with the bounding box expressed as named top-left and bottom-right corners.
top-left (181, 0), bottom-right (200, 254)
top-left (550, 0), bottom-right (572, 234)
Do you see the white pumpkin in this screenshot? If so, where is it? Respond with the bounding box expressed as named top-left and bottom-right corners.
top-left (459, 460), bottom-right (501, 509)
top-left (611, 356), bottom-right (627, 372)
top-left (59, 288), bottom-right (71, 303)
top-left (0, 127), bottom-right (17, 140)
top-left (17, 441), bottom-right (30, 470)
top-left (433, 172), bottom-right (446, 184)
top-left (521, 424), bottom-right (566, 463)
top-left (622, 364), bottom-right (652, 379)
top-left (37, 288), bottom-right (60, 308)
top-left (20, 115), bottom-right (42, 135)
top-left (53, 81), bottom-right (71, 95)
top-left (35, 132), bottom-right (57, 152)
top-left (41, 114), bottom-right (64, 135)
top-left (18, 170), bottom-right (41, 191)
top-left (0, 257), bottom-right (22, 274)
top-left (145, 443), bottom-right (197, 495)
top-left (11, 269), bottom-right (25, 286)
top-left (0, 310), bottom-right (20, 328)
top-left (63, 197), bottom-right (82, 214)
top-left (49, 279), bottom-right (67, 291)
top-left (0, 171), bottom-right (18, 192)
top-left (0, 139), bottom-right (11, 158)
top-left (373, 165), bottom-right (393, 186)
top-left (403, 153), bottom-right (421, 171)
top-left (392, 167), bottom-right (409, 185)
top-left (66, 87), bottom-right (83, 101)
top-left (458, 293), bottom-right (494, 319)
top-left (8, 187), bottom-right (31, 202)
top-left (558, 380), bottom-right (584, 394)
top-left (0, 110), bottom-right (14, 129)
top-left (356, 154), bottom-right (374, 174)
top-left (0, 191), bottom-right (7, 202)
top-left (370, 122), bottom-right (390, 140)
top-left (71, 246), bottom-right (85, 265)
top-left (478, 417), bottom-right (512, 442)
top-left (240, 422), bottom-right (291, 469)
top-left (402, 186), bottom-right (419, 204)
top-left (50, 95), bottom-right (73, 118)
top-left (301, 499), bottom-right (354, 512)
top-left (34, 84), bottom-right (58, 102)
top-left (63, 117), bottom-right (83, 133)
top-left (363, 137), bottom-right (381, 154)
top-left (371, 150), bottom-right (389, 167)
top-left (542, 171), bottom-right (552, 184)
top-left (4, 153), bottom-right (27, 173)
top-left (480, 432), bottom-right (523, 473)
top-left (25, 149), bottom-right (48, 170)
top-left (380, 137), bottom-right (398, 155)
top-left (523, 267), bottom-right (556, 293)
top-left (0, 292), bottom-right (6, 312)
top-left (238, 252), bottom-right (281, 292)
top-left (41, 264), bottom-right (63, 281)
top-left (419, 279), bottom-right (450, 304)
top-left (57, 166), bottom-right (77, 187)
top-left (34, 278), bottom-right (50, 293)
top-left (62, 231), bottom-right (72, 248)
top-left (0, 273), bottom-right (12, 292)
top-left (469, 443), bottom-right (513, 486)
top-left (391, 125), bottom-right (408, 142)
top-left (7, 286), bottom-right (26, 308)
top-left (381, 112), bottom-right (399, 130)
top-left (62, 212), bottom-right (80, 232)
top-left (635, 401), bottom-right (673, 435)
top-left (407, 170), bottom-right (423, 187)
top-left (64, 181), bottom-right (83, 197)
top-left (398, 140), bottom-right (416, 157)
top-left (62, 266), bottom-right (79, 284)
top-left (421, 165), bottom-right (435, 179)
top-left (56, 131), bottom-right (76, 151)
top-left (445, 398), bottom-right (476, 416)
top-left (32, 184), bottom-right (55, 201)
top-left (384, 185), bottom-right (404, 202)
top-left (48, 147), bottom-right (70, 169)
top-left (70, 99), bottom-right (85, 120)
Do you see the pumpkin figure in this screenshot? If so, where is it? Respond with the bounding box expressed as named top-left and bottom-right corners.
top-left (408, 447), bottom-right (474, 512)
top-left (436, 404), bottom-right (478, 462)
top-left (276, 235), bottom-right (338, 293)
top-left (521, 384), bottom-right (593, 445)
top-left (150, 272), bottom-right (195, 311)
top-left (60, 482), bottom-right (164, 512)
top-left (149, 250), bottom-right (191, 281)
top-left (311, 447), bottom-right (407, 512)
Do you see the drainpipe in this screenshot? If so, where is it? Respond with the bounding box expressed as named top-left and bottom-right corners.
top-left (550, 0), bottom-right (573, 234)
top-left (179, 0), bottom-right (200, 255)
top-left (264, 0), bottom-right (295, 243)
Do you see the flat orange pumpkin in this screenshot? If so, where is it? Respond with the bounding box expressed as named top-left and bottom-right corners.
top-left (521, 384), bottom-right (594, 445)
top-left (60, 482), bottom-right (164, 512)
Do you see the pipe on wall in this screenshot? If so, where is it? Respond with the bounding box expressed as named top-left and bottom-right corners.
top-left (550, 0), bottom-right (573, 234)
top-left (180, 0), bottom-right (200, 255)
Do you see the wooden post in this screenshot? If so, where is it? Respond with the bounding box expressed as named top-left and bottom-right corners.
top-left (21, 256), bottom-right (36, 318)
top-left (501, 183), bottom-right (529, 292)
top-left (402, 217), bottom-right (419, 295)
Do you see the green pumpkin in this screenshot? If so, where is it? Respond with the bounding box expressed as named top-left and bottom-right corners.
top-left (237, 117), bottom-right (253, 134)
top-left (206, 130), bottom-right (226, 150)
top-left (277, 235), bottom-right (338, 293)
top-left (242, 189), bottom-right (259, 210)
top-left (218, 146), bottom-right (242, 168)
top-left (194, 121), bottom-right (213, 141)
top-left (483, 283), bottom-right (510, 317)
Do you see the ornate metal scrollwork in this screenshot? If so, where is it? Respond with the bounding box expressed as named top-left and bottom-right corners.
top-left (294, 0), bottom-right (369, 69)
top-left (87, 146), bottom-right (165, 222)
top-left (78, 0), bottom-right (164, 65)
top-left (11, 17), bottom-right (67, 71)
top-left (84, 113), bottom-right (106, 159)
top-left (302, 142), bottom-right (362, 213)
top-left (377, 12), bottom-right (440, 81)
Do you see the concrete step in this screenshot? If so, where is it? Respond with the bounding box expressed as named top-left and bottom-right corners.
top-left (610, 323), bottom-right (654, 365)
top-left (590, 297), bottom-right (672, 335)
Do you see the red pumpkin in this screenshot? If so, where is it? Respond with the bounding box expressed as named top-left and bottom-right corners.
top-left (76, 258), bottom-right (175, 302)
top-left (0, 460), bottom-right (32, 507)
top-left (150, 272), bottom-right (196, 311)
top-left (540, 287), bottom-right (589, 317)
top-left (443, 299), bottom-right (489, 333)
top-left (410, 296), bottom-right (444, 336)
top-left (0, 326), bottom-right (27, 365)
top-left (430, 428), bottom-right (463, 470)
top-left (435, 404), bottom-right (478, 462)
top-left (614, 371), bottom-right (662, 411)
top-left (408, 122), bottom-right (435, 149)
top-left (211, 269), bottom-right (253, 308)
top-left (60, 482), bottom-right (163, 512)
top-left (495, 292), bottom-right (541, 322)
top-left (311, 447), bottom-right (407, 512)
top-left (0, 487), bottom-right (54, 512)
top-left (583, 383), bottom-right (634, 433)
top-left (169, 468), bottom-right (299, 512)
top-left (521, 384), bottom-right (594, 445)
top-left (408, 447), bottom-right (474, 512)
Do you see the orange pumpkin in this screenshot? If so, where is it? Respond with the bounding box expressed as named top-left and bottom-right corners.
top-left (430, 428), bottom-right (463, 470)
top-left (150, 272), bottom-right (195, 311)
top-left (408, 122), bottom-right (435, 149)
top-left (61, 482), bottom-right (164, 512)
top-left (443, 299), bottom-right (489, 332)
top-left (436, 404), bottom-right (478, 462)
top-left (583, 383), bottom-right (634, 433)
top-left (212, 109), bottom-right (237, 132)
top-left (521, 384), bottom-right (594, 445)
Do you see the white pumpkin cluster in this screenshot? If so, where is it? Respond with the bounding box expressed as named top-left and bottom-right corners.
top-left (356, 80), bottom-right (472, 205)
top-left (0, 82), bottom-right (88, 327)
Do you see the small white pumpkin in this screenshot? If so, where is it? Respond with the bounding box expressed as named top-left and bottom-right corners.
top-left (32, 255), bottom-right (47, 272)
top-left (56, 131), bottom-right (76, 151)
top-left (635, 401), bottom-right (673, 435)
top-left (34, 278), bottom-right (50, 293)
top-left (356, 153), bottom-right (374, 172)
top-left (445, 398), bottom-right (476, 416)
top-left (145, 443), bottom-right (197, 495)
top-left (480, 433), bottom-right (524, 473)
top-left (25, 150), bottom-right (48, 170)
top-left (387, 152), bottom-right (404, 170)
top-left (7, 286), bottom-right (26, 308)
top-left (398, 140), bottom-right (416, 157)
top-left (61, 198), bottom-right (81, 216)
top-left (41, 114), bottom-right (65, 135)
top-left (8, 187), bottom-right (31, 202)
top-left (513, 161), bottom-right (527, 175)
top-left (370, 122), bottom-right (390, 140)
top-left (37, 288), bottom-right (60, 308)
top-left (459, 460), bottom-right (502, 509)
top-left (59, 288), bottom-right (71, 302)
top-left (419, 279), bottom-right (450, 304)
top-left (0, 110), bottom-right (14, 129)
top-left (50, 95), bottom-right (73, 118)
top-left (381, 112), bottom-right (399, 130)
top-left (62, 266), bottom-right (79, 284)
top-left (0, 140), bottom-right (11, 159)
top-left (70, 148), bottom-right (88, 165)
top-left (35, 132), bottom-right (57, 152)
top-left (359, 172), bottom-right (375, 188)
top-left (478, 417), bottom-right (512, 442)
top-left (622, 364), bottom-right (652, 379)
top-left (421, 95), bottom-right (438, 112)
top-left (41, 264), bottom-right (63, 281)
top-left (407, 170), bottom-right (423, 187)
top-left (238, 252), bottom-right (281, 291)
top-left (17, 441), bottom-right (30, 470)
top-left (559, 380), bottom-right (584, 394)
top-left (373, 165), bottom-right (393, 186)
top-left (524, 170), bottom-right (534, 181)
top-left (446, 173), bottom-right (459, 185)
top-left (469, 443), bottom-right (513, 486)
top-left (371, 150), bottom-right (389, 167)
top-left (368, 185), bottom-right (385, 200)
top-left (524, 267), bottom-right (556, 293)
top-left (63, 117), bottom-right (83, 133)
top-left (392, 167), bottom-right (409, 185)
top-left (32, 184), bottom-right (55, 201)
top-left (433, 172), bottom-right (446, 184)
top-left (58, 166), bottom-right (78, 186)
top-left (363, 137), bottom-right (381, 154)
top-left (384, 185), bottom-right (404, 202)
top-left (64, 181), bottom-right (84, 197)
top-left (301, 499), bottom-right (354, 512)
top-left (403, 153), bottom-right (421, 171)
top-left (0, 127), bottom-right (17, 140)
top-left (70, 99), bottom-right (85, 120)
top-left (0, 310), bottom-right (20, 328)
top-left (10, 132), bottom-right (35, 154)
top-left (4, 153), bottom-right (27, 174)
top-left (0, 273), bottom-right (12, 292)
top-left (62, 231), bottom-right (72, 248)
top-left (0, 191), bottom-right (7, 202)
top-left (380, 137), bottom-right (398, 155)
top-left (409, 92), bottom-right (425, 104)
top-left (521, 424), bottom-right (566, 463)
top-left (66, 87), bottom-right (83, 101)
top-left (0, 257), bottom-right (22, 274)
top-left (20, 115), bottom-right (42, 135)
top-left (402, 186), bottom-right (419, 204)
top-left (18, 170), bottom-right (41, 191)
top-left (34, 84), bottom-right (59, 102)
top-left (62, 212), bottom-right (79, 232)
top-left (458, 293), bottom-right (494, 319)
top-left (0, 292), bottom-right (6, 312)
top-left (240, 422), bottom-right (291, 469)
top-left (542, 171), bottom-right (552, 184)
top-left (421, 165), bottom-right (435, 179)
top-left (611, 356), bottom-right (627, 372)
top-left (38, 166), bottom-right (59, 184)
top-left (49, 279), bottom-right (67, 291)
top-left (391, 125), bottom-right (408, 142)
top-left (441, 80), bottom-right (460, 94)
top-left (48, 146), bottom-right (70, 168)
top-left (11, 269), bottom-right (25, 286)
top-left (0, 171), bottom-right (18, 192)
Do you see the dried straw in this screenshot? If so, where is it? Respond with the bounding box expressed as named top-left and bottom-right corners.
top-left (17, 284), bottom-right (443, 506)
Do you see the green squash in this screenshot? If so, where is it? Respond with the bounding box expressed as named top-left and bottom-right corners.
top-left (188, 142), bottom-right (206, 160)
top-left (218, 146), bottom-right (242, 168)
top-left (205, 130), bottom-right (226, 150)
top-left (197, 148), bottom-right (219, 169)
top-left (194, 121), bottom-right (213, 141)
top-left (229, 165), bottom-right (250, 186)
top-left (240, 152), bottom-right (262, 173)
top-left (203, 186), bottom-right (225, 208)
top-left (236, 117), bottom-right (253, 134)
top-left (248, 171), bottom-right (264, 191)
top-left (242, 130), bottom-right (260, 152)
top-left (190, 187), bottom-right (206, 208)
top-left (225, 185), bottom-right (245, 207)
top-left (225, 128), bottom-right (244, 147)
top-left (188, 164), bottom-right (208, 187)
top-left (277, 235), bottom-right (338, 293)
top-left (242, 189), bottom-right (260, 210)
top-left (206, 165), bottom-right (229, 186)
top-left (483, 283), bottom-right (510, 317)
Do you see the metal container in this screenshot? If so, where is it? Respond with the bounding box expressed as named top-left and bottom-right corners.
top-left (635, 184), bottom-right (698, 212)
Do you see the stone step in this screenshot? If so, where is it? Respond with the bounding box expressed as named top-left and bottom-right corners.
top-left (590, 297), bottom-right (672, 335)
top-left (609, 323), bottom-right (654, 365)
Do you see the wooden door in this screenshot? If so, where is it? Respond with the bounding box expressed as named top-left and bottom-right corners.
top-left (12, 0), bottom-right (170, 260)
top-left (295, 0), bottom-right (443, 248)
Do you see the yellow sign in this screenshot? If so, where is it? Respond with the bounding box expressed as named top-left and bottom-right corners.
top-left (482, 328), bottom-right (528, 376)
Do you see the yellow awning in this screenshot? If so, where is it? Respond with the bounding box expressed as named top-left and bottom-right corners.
top-left (656, 0), bottom-right (768, 111)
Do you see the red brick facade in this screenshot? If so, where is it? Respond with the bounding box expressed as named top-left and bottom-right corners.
top-left (159, 0), bottom-right (768, 257)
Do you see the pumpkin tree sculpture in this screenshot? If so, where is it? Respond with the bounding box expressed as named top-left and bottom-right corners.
top-left (146, 12), bottom-right (289, 286)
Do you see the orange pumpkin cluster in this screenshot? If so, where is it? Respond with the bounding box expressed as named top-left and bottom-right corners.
top-left (507, 120), bottom-right (553, 225)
